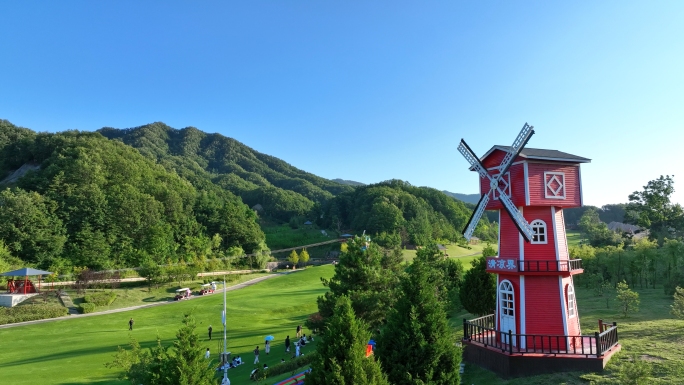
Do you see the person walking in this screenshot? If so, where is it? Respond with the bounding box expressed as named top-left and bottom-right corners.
top-left (208, 325), bottom-right (213, 340)
top-left (296, 325), bottom-right (302, 338)
top-left (253, 346), bottom-right (260, 364)
top-left (285, 335), bottom-right (291, 352)
top-left (128, 318), bottom-right (134, 331)
top-left (265, 340), bottom-right (270, 355)
top-left (295, 342), bottom-right (300, 357)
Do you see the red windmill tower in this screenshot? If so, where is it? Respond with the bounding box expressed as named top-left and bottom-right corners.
top-left (458, 124), bottom-right (620, 378)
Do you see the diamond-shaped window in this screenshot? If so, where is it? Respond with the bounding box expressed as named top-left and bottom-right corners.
top-left (493, 172), bottom-right (511, 200)
top-left (544, 172), bottom-right (566, 199)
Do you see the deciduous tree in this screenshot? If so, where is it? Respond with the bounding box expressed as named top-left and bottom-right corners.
top-left (615, 280), bottom-right (640, 317)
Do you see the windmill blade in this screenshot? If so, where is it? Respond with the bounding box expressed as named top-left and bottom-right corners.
top-left (497, 123), bottom-right (535, 178)
top-left (462, 193), bottom-right (490, 241)
top-left (497, 190), bottom-right (534, 242)
top-left (457, 139), bottom-right (489, 179)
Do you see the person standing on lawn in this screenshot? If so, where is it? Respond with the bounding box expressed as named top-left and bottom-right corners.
top-left (253, 346), bottom-right (260, 364)
top-left (296, 324), bottom-right (302, 338)
top-left (128, 318), bottom-right (134, 331)
top-left (285, 335), bottom-right (291, 352)
top-left (208, 325), bottom-right (212, 340)
top-left (265, 339), bottom-right (270, 355)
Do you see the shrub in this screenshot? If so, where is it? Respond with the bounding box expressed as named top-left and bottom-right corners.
top-left (261, 352), bottom-right (317, 379)
top-left (84, 291), bottom-right (117, 306)
top-left (79, 303), bottom-right (96, 314)
top-left (0, 304), bottom-right (68, 325)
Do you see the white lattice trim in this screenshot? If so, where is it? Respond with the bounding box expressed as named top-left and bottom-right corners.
top-left (544, 172), bottom-right (566, 199)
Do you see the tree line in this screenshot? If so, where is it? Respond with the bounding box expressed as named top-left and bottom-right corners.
top-left (0, 121), bottom-right (266, 273)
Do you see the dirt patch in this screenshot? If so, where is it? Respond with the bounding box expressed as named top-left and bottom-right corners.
top-left (640, 354), bottom-right (665, 362)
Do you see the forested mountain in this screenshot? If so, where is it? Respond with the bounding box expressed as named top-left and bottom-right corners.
top-left (332, 178), bottom-right (365, 187)
top-left (442, 191), bottom-right (480, 205)
top-left (0, 120), bottom-right (265, 270)
top-left (98, 123), bottom-right (353, 222)
top-left (318, 179), bottom-right (498, 246)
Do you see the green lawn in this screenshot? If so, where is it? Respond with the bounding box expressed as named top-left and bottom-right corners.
top-left (402, 242), bottom-right (493, 271)
top-left (67, 273), bottom-right (271, 312)
top-left (566, 230), bottom-right (583, 247)
top-left (0, 266), bottom-right (334, 385)
top-left (262, 224), bottom-right (333, 251)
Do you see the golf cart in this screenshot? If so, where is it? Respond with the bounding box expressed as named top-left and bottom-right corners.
top-left (174, 288), bottom-right (191, 301)
top-left (199, 282), bottom-right (216, 295)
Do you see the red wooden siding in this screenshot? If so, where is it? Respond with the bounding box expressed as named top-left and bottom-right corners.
top-left (524, 276), bottom-right (564, 336)
top-left (498, 209), bottom-right (521, 258)
top-left (522, 206), bottom-right (556, 261)
top-left (482, 149), bottom-right (521, 169)
top-left (480, 163), bottom-right (526, 210)
top-left (527, 162), bottom-right (582, 207)
top-left (555, 208), bottom-right (569, 261)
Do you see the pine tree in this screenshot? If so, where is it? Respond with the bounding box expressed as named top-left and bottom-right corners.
top-left (170, 314), bottom-right (215, 385)
top-left (459, 255), bottom-right (496, 316)
top-left (376, 258), bottom-right (462, 385)
top-left (307, 296), bottom-right (389, 385)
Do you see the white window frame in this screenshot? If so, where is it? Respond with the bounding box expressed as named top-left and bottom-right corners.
top-left (499, 280), bottom-right (515, 317)
top-left (493, 172), bottom-right (511, 200)
top-left (544, 172), bottom-right (566, 199)
top-left (567, 284), bottom-right (576, 318)
top-left (530, 219), bottom-right (548, 244)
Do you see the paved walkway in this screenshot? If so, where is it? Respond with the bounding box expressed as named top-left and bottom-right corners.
top-left (0, 270), bottom-right (300, 330)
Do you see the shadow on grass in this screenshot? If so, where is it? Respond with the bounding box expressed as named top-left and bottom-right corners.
top-left (0, 339), bottom-right (166, 369)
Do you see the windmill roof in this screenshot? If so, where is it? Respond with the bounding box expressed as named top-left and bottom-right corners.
top-left (482, 146), bottom-right (591, 164)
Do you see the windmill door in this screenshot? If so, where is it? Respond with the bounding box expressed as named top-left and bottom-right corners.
top-left (499, 280), bottom-right (516, 346)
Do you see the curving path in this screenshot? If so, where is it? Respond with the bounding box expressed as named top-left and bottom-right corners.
top-left (0, 270), bottom-right (302, 330)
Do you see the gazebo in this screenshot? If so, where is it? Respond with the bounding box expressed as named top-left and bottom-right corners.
top-left (1, 267), bottom-right (53, 294)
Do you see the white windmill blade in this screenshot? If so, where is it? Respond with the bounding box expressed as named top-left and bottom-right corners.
top-left (497, 190), bottom-right (534, 242)
top-left (463, 193), bottom-right (490, 241)
top-left (457, 139), bottom-right (489, 179)
top-left (497, 123), bottom-right (535, 178)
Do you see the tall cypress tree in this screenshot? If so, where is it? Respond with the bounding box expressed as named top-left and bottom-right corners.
top-left (307, 296), bottom-right (389, 385)
top-left (376, 258), bottom-right (462, 385)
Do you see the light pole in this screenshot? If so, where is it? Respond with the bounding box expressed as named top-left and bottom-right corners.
top-left (221, 276), bottom-right (230, 385)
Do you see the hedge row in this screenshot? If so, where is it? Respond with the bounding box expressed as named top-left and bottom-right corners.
top-left (258, 352), bottom-right (317, 380)
top-left (0, 304), bottom-right (68, 325)
top-left (79, 303), bottom-right (96, 314)
top-left (84, 291), bottom-right (117, 306)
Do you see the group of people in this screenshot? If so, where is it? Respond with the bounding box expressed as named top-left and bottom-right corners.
top-left (247, 324), bottom-right (315, 380)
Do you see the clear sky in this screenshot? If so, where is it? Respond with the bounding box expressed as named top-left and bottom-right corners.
top-left (1, 1), bottom-right (682, 207)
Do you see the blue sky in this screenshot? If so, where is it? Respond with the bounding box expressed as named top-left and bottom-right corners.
top-left (1, 1), bottom-right (682, 207)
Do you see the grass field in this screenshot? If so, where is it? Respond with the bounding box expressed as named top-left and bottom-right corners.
top-left (401, 241), bottom-right (493, 263)
top-left (0, 266), bottom-right (335, 385)
top-left (567, 230), bottom-right (583, 247)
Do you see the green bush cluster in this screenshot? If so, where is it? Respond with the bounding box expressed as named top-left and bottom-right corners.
top-left (84, 291), bottom-right (117, 306)
top-left (79, 303), bottom-right (96, 314)
top-left (0, 304), bottom-right (68, 325)
top-left (260, 352), bottom-right (316, 379)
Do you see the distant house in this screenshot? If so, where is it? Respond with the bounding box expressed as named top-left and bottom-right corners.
top-left (607, 222), bottom-right (641, 234)
top-left (436, 244), bottom-right (447, 251)
top-left (304, 221), bottom-right (312, 226)
top-left (469, 236), bottom-right (481, 245)
top-left (251, 204), bottom-right (264, 213)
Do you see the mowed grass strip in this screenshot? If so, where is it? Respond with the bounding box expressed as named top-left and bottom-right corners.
top-left (0, 265), bottom-right (334, 385)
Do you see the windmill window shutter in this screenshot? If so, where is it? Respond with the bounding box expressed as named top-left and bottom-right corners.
top-left (567, 284), bottom-right (576, 317)
top-left (531, 220), bottom-right (547, 244)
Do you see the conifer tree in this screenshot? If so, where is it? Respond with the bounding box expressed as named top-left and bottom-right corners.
top-left (459, 255), bottom-right (496, 316)
top-left (307, 296), bottom-right (389, 385)
top-left (376, 258), bottom-right (462, 385)
top-left (169, 314), bottom-right (215, 385)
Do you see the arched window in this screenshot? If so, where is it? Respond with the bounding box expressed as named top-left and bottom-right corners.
top-left (531, 220), bottom-right (547, 244)
top-left (499, 280), bottom-right (515, 317)
top-left (567, 284), bottom-right (576, 317)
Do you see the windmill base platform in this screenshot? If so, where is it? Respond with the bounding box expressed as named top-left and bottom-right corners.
top-left (462, 339), bottom-right (621, 378)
